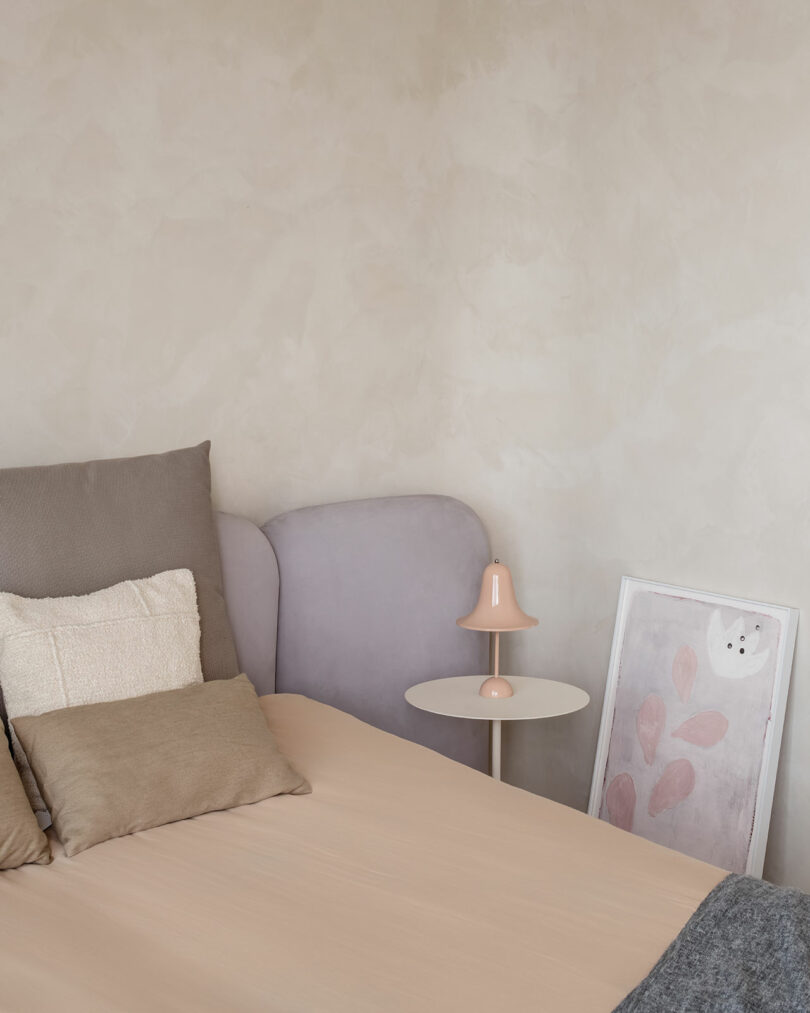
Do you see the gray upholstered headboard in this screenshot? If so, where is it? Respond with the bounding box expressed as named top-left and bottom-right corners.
top-left (217, 495), bottom-right (490, 772)
top-left (216, 511), bottom-right (279, 696)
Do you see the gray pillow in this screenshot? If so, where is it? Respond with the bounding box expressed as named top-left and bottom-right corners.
top-left (0, 442), bottom-right (238, 688)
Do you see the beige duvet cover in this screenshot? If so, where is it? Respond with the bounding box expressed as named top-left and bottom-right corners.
top-left (0, 694), bottom-right (724, 1012)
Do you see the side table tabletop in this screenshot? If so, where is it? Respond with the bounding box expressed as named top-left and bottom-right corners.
top-left (405, 675), bottom-right (590, 781)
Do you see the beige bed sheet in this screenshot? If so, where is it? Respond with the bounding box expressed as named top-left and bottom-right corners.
top-left (0, 694), bottom-right (724, 1012)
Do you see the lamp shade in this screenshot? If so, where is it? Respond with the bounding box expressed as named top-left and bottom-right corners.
top-left (457, 561), bottom-right (537, 632)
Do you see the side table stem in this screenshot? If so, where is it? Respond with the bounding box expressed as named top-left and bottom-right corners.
top-left (491, 719), bottom-right (502, 781)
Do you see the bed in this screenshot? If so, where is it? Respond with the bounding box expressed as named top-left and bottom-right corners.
top-left (0, 693), bottom-right (723, 1012)
top-left (0, 446), bottom-right (793, 1011)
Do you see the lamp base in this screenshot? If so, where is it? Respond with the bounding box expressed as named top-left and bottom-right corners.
top-left (479, 676), bottom-right (514, 699)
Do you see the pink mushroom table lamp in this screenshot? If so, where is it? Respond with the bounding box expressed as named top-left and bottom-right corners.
top-left (457, 560), bottom-right (538, 698)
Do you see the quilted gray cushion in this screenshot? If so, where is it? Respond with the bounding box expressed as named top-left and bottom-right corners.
top-left (263, 494), bottom-right (490, 771)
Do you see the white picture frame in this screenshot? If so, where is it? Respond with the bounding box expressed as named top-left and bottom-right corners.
top-left (588, 577), bottom-right (798, 877)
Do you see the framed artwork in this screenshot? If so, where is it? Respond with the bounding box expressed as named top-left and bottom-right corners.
top-left (588, 577), bottom-right (798, 876)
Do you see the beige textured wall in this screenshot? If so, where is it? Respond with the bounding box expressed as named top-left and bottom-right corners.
top-left (2, 1), bottom-right (809, 888)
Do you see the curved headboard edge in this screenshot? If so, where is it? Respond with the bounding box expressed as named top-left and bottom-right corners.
top-left (216, 511), bottom-right (279, 696)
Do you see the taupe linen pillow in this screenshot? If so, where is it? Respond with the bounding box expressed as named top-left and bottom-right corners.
top-left (13, 675), bottom-right (310, 857)
top-left (0, 442), bottom-right (238, 687)
top-left (0, 737), bottom-right (50, 869)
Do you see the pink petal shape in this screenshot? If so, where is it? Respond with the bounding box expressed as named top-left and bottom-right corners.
top-left (636, 694), bottom-right (666, 765)
top-left (672, 645), bottom-right (698, 703)
top-left (671, 711), bottom-right (728, 748)
top-left (649, 758), bottom-right (695, 817)
top-left (606, 773), bottom-right (636, 832)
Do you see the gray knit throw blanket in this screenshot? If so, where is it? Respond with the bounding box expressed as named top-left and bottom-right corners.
top-left (614, 873), bottom-right (810, 1012)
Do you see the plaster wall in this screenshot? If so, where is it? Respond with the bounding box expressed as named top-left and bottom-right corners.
top-left (2, 1), bottom-right (809, 887)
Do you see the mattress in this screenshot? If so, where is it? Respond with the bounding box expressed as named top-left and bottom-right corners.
top-left (0, 694), bottom-right (724, 1012)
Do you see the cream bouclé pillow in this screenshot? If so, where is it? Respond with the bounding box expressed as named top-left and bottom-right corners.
top-left (0, 568), bottom-right (204, 825)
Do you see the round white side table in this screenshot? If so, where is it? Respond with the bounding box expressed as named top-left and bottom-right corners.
top-left (405, 675), bottom-right (590, 781)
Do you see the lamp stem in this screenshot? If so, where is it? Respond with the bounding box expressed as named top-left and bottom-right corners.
top-left (493, 631), bottom-right (500, 677)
